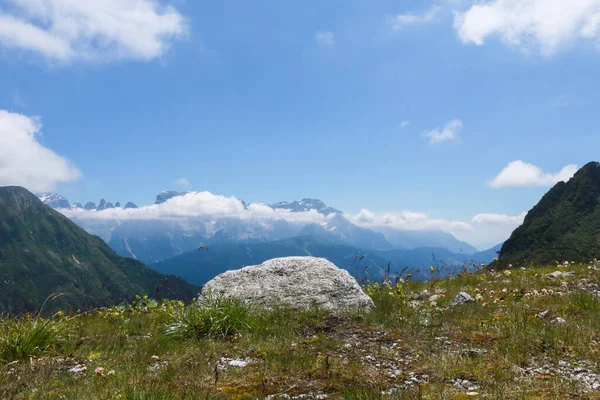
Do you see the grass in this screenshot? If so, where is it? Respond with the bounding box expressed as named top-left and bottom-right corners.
top-left (1, 263), bottom-right (600, 399)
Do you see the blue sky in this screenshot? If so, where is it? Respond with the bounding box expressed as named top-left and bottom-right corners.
top-left (1, 0), bottom-right (600, 248)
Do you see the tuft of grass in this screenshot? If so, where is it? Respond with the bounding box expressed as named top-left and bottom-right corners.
top-left (0, 295), bottom-right (69, 362)
top-left (0, 313), bottom-right (67, 362)
top-left (165, 296), bottom-right (252, 339)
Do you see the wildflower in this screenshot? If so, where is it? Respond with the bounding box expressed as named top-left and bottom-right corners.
top-left (177, 301), bottom-right (185, 308)
top-left (430, 266), bottom-right (435, 273)
top-left (482, 303), bottom-right (488, 307)
top-left (503, 270), bottom-right (512, 277)
top-left (430, 301), bottom-right (437, 307)
top-left (508, 264), bottom-right (513, 269)
top-left (151, 355), bottom-right (160, 362)
top-left (493, 258), bottom-right (499, 262)
top-left (475, 294), bottom-right (484, 302)
top-left (107, 370), bottom-right (116, 376)
top-left (501, 288), bottom-right (508, 294)
top-left (95, 367), bottom-right (105, 376)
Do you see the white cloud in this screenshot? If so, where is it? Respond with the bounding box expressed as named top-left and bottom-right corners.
top-left (315, 31), bottom-right (335, 47)
top-left (421, 119), bottom-right (463, 144)
top-left (0, 109), bottom-right (82, 192)
top-left (58, 190), bottom-right (526, 250)
top-left (454, 0), bottom-right (600, 55)
top-left (488, 161), bottom-right (578, 188)
top-left (399, 121), bottom-right (410, 128)
top-left (346, 208), bottom-right (527, 249)
top-left (346, 209), bottom-right (473, 234)
top-left (0, 0), bottom-right (187, 64)
top-left (472, 212), bottom-right (527, 224)
top-left (60, 192), bottom-right (331, 225)
top-left (466, 211), bottom-right (527, 248)
top-left (175, 177), bottom-right (190, 187)
top-left (391, 6), bottom-right (441, 30)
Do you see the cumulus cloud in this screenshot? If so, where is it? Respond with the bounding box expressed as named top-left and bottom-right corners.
top-left (466, 211), bottom-right (527, 248)
top-left (454, 0), bottom-right (600, 55)
top-left (0, 109), bottom-right (82, 192)
top-left (315, 31), bottom-right (335, 47)
top-left (0, 0), bottom-right (187, 64)
top-left (58, 189), bottom-right (526, 250)
top-left (346, 209), bottom-right (473, 233)
top-left (61, 192), bottom-right (331, 225)
top-left (391, 6), bottom-right (441, 30)
top-left (421, 119), bottom-right (463, 144)
top-left (399, 121), bottom-right (410, 129)
top-left (488, 161), bottom-right (578, 188)
top-left (472, 212), bottom-right (527, 225)
top-left (175, 177), bottom-right (190, 187)
top-left (346, 208), bottom-right (527, 249)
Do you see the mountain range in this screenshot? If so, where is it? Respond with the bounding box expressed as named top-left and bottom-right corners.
top-left (0, 187), bottom-right (198, 313)
top-left (151, 235), bottom-right (500, 286)
top-left (38, 192), bottom-right (488, 265)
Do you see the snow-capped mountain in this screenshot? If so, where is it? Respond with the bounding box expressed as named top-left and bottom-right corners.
top-left (155, 190), bottom-right (188, 205)
top-left (38, 193), bottom-right (70, 209)
top-left (271, 198), bottom-right (342, 216)
top-left (39, 190), bottom-right (483, 265)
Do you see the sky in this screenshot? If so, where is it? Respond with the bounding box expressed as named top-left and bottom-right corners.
top-left (1, 0), bottom-right (600, 249)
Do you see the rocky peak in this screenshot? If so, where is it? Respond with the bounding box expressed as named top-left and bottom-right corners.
top-left (37, 192), bottom-right (70, 209)
top-left (270, 198), bottom-right (341, 216)
top-left (155, 190), bottom-right (188, 205)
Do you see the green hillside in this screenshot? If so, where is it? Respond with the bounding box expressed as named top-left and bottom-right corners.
top-left (0, 186), bottom-right (199, 313)
top-left (499, 161), bottom-right (600, 267)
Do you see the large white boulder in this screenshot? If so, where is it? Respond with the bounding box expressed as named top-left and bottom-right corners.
top-left (200, 256), bottom-right (374, 312)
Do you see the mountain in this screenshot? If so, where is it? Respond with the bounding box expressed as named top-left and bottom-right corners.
top-left (44, 192), bottom-right (481, 263)
top-left (474, 242), bottom-right (503, 262)
top-left (376, 228), bottom-right (479, 254)
top-left (271, 198), bottom-right (342, 215)
top-left (106, 217), bottom-right (297, 264)
top-left (0, 186), bottom-right (199, 313)
top-left (124, 202), bottom-right (138, 209)
top-left (155, 190), bottom-right (188, 205)
top-left (151, 236), bottom-right (500, 287)
top-left (151, 236), bottom-right (393, 286)
top-left (300, 214), bottom-right (393, 250)
top-left (38, 193), bottom-right (70, 209)
top-left (498, 162), bottom-right (600, 267)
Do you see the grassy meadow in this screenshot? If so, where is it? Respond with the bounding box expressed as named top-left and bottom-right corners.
top-left (1, 262), bottom-right (600, 399)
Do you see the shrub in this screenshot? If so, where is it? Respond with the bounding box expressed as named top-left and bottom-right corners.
top-left (165, 296), bottom-right (252, 339)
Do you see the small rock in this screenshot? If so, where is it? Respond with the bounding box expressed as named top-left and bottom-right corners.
top-left (551, 317), bottom-right (567, 325)
top-left (449, 292), bottom-right (475, 306)
top-left (545, 271), bottom-right (575, 279)
top-left (537, 310), bottom-right (549, 319)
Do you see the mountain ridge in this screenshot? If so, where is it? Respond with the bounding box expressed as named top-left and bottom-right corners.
top-left (0, 186), bottom-right (199, 313)
top-left (498, 162), bottom-right (600, 267)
